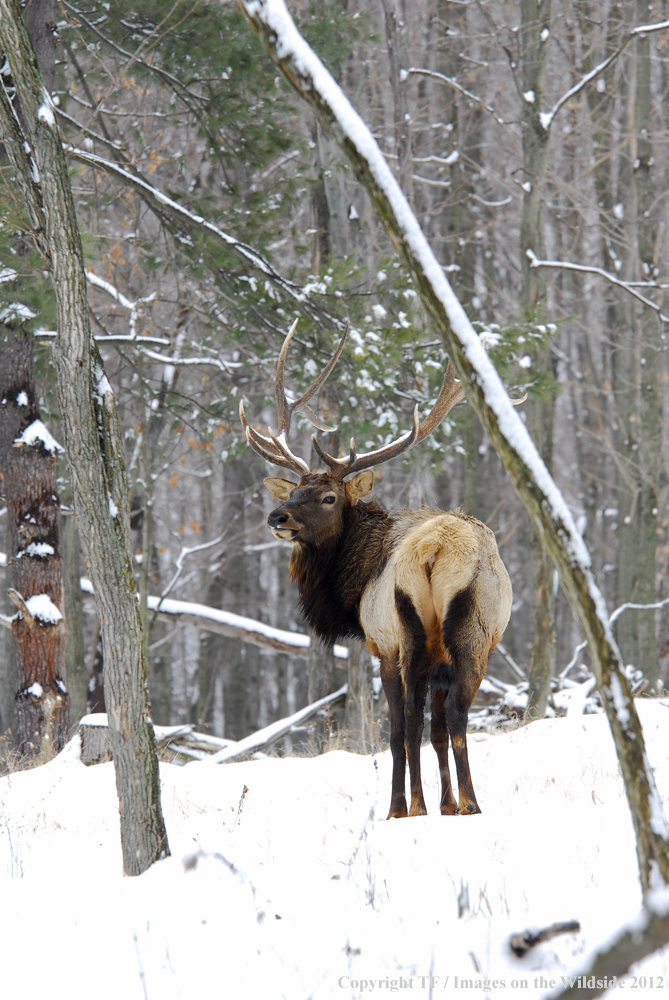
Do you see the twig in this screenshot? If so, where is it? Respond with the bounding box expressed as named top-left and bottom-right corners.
top-left (407, 66), bottom-right (509, 125)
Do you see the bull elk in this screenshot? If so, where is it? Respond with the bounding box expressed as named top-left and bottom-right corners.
top-left (241, 320), bottom-right (514, 818)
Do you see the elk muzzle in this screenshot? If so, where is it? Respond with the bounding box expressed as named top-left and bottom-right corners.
top-left (267, 507), bottom-right (302, 540)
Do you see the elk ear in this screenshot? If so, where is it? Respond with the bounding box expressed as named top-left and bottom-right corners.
top-left (345, 470), bottom-right (374, 503)
top-left (263, 477), bottom-right (296, 500)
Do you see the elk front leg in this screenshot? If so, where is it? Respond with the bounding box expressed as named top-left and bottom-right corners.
top-left (430, 681), bottom-right (457, 815)
top-left (380, 656), bottom-right (407, 819)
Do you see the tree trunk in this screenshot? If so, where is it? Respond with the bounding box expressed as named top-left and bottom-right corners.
top-left (0, 0), bottom-right (169, 873)
top-left (344, 638), bottom-right (373, 751)
top-left (307, 630), bottom-right (335, 751)
top-left (519, 0), bottom-right (556, 719)
top-left (0, 323), bottom-right (69, 759)
top-left (62, 512), bottom-right (87, 725)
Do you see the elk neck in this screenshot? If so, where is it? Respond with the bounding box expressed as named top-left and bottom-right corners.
top-left (288, 497), bottom-right (392, 646)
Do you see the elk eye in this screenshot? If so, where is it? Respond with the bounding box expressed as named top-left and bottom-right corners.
top-left (322, 495), bottom-right (336, 505)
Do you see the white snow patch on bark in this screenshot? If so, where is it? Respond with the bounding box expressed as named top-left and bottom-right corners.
top-left (37, 89), bottom-right (56, 127)
top-left (16, 391), bottom-right (28, 406)
top-left (25, 682), bottom-right (44, 698)
top-left (14, 419), bottom-right (64, 454)
top-left (25, 542), bottom-right (55, 558)
top-left (25, 594), bottom-right (63, 623)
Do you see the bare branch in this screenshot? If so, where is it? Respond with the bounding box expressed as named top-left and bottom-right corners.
top-left (540, 19), bottom-right (669, 131)
top-left (407, 67), bottom-right (509, 125)
top-left (527, 250), bottom-right (669, 321)
top-left (67, 146), bottom-right (333, 326)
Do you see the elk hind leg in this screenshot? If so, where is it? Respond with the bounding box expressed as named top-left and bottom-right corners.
top-left (380, 654), bottom-right (408, 819)
top-left (442, 583), bottom-right (490, 815)
top-left (396, 589), bottom-right (431, 818)
top-left (430, 662), bottom-right (457, 815)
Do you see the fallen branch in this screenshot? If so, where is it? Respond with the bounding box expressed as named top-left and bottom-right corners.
top-left (510, 920), bottom-right (580, 957)
top-left (205, 684), bottom-right (348, 764)
top-left (79, 576), bottom-right (349, 663)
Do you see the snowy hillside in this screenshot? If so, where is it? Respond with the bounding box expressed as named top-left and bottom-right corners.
top-left (2, 701), bottom-right (669, 999)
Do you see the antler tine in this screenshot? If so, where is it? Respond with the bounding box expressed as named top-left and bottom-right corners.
top-left (240, 400), bottom-right (308, 476)
top-left (415, 362), bottom-right (466, 443)
top-left (275, 317), bottom-right (299, 436)
top-left (275, 320), bottom-right (348, 438)
top-left (291, 323), bottom-right (349, 414)
top-left (311, 407), bottom-right (421, 481)
top-left (266, 425), bottom-right (310, 474)
top-left (244, 425), bottom-right (308, 475)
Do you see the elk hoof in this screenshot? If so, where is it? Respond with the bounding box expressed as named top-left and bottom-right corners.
top-left (457, 802), bottom-right (481, 816)
top-left (387, 800), bottom-right (408, 819)
top-left (440, 802), bottom-right (458, 816)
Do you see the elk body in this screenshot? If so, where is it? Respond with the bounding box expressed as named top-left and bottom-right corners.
top-left (242, 321), bottom-right (514, 818)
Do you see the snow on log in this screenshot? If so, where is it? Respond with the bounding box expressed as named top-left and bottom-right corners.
top-left (205, 684), bottom-right (348, 764)
top-left (79, 577), bottom-right (348, 662)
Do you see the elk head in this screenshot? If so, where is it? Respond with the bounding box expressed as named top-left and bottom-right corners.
top-left (240, 319), bottom-right (473, 537)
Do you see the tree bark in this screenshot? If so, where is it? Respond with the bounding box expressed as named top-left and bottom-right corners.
top-left (0, 323), bottom-right (69, 759)
top-left (0, 0), bottom-right (169, 873)
top-left (62, 512), bottom-right (87, 725)
top-left (307, 630), bottom-right (335, 750)
top-left (519, 0), bottom-right (556, 718)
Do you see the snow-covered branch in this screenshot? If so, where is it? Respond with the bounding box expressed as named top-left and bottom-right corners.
top-left (138, 348), bottom-right (245, 374)
top-left (406, 66), bottom-right (509, 125)
top-left (527, 250), bottom-right (669, 321)
top-left (80, 576), bottom-right (348, 663)
top-left (539, 18), bottom-right (669, 131)
top-left (205, 684), bottom-right (348, 764)
top-left (67, 145), bottom-right (334, 326)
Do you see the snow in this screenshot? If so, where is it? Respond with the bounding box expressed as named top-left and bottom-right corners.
top-left (16, 391), bottom-right (28, 406)
top-left (2, 699), bottom-right (669, 999)
top-left (23, 542), bottom-right (55, 559)
top-left (13, 418), bottom-right (64, 454)
top-left (24, 682), bottom-right (43, 698)
top-left (24, 593), bottom-right (63, 623)
top-left (37, 89), bottom-right (56, 127)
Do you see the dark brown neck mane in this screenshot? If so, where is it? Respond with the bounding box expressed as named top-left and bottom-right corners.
top-left (289, 498), bottom-right (392, 645)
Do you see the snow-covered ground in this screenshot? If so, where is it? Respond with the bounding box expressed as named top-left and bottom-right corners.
top-left (1, 701), bottom-right (668, 999)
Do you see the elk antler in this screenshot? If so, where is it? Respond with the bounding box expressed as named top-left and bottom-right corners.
top-left (312, 362), bottom-right (466, 480)
top-left (240, 318), bottom-right (348, 476)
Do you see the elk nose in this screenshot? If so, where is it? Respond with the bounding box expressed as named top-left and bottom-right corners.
top-left (268, 510), bottom-right (288, 528)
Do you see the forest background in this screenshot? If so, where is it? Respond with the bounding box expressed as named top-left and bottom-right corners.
top-left (1, 0), bottom-right (668, 757)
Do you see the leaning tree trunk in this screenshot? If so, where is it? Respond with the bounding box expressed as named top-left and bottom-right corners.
top-left (238, 0), bottom-right (669, 893)
top-left (0, 0), bottom-right (169, 874)
top-left (0, 323), bottom-right (69, 759)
